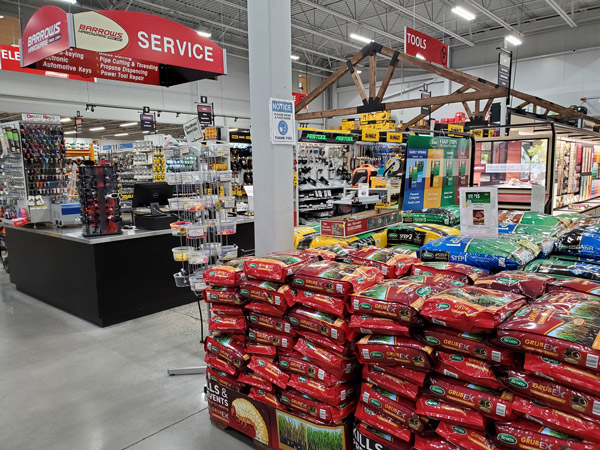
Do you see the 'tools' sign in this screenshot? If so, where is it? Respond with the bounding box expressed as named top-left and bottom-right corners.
top-left (404, 26), bottom-right (449, 67)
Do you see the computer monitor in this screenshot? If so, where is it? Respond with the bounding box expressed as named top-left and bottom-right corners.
top-left (133, 182), bottom-right (173, 216)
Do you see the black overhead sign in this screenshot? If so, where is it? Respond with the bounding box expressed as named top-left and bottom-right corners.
top-left (498, 48), bottom-right (512, 89)
top-left (140, 114), bottom-right (155, 132)
top-left (230, 130), bottom-right (252, 143)
top-left (197, 104), bottom-right (213, 125)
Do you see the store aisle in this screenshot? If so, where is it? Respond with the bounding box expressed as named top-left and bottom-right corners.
top-left (0, 271), bottom-right (248, 450)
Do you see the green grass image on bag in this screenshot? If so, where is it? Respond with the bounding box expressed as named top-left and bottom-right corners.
top-left (306, 424), bottom-right (343, 450)
top-left (278, 413), bottom-right (307, 449)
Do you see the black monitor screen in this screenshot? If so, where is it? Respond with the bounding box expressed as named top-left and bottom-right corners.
top-left (132, 182), bottom-right (173, 209)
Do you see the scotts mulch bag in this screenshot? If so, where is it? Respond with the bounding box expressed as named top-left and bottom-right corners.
top-left (547, 278), bottom-right (600, 297)
top-left (244, 301), bottom-right (285, 318)
top-left (355, 421), bottom-right (413, 450)
top-left (386, 223), bottom-right (460, 247)
top-left (403, 274), bottom-right (467, 289)
top-left (428, 375), bottom-right (515, 421)
top-left (292, 260), bottom-right (384, 296)
top-left (367, 363), bottom-right (428, 387)
top-left (209, 315), bottom-right (247, 333)
top-left (342, 246), bottom-right (419, 278)
top-left (548, 254), bottom-right (600, 265)
top-left (493, 420), bottom-right (597, 450)
top-left (300, 245), bottom-right (349, 261)
top-left (362, 365), bottom-right (420, 401)
top-left (532, 292), bottom-right (600, 319)
top-left (247, 327), bottom-right (297, 350)
top-left (556, 226), bottom-right (600, 260)
top-left (294, 337), bottom-right (357, 372)
top-left (474, 271), bottom-right (552, 300)
top-left (244, 342), bottom-right (277, 357)
top-left (413, 435), bottom-right (461, 450)
top-left (350, 279), bottom-right (447, 324)
top-left (435, 351), bottom-right (502, 390)
top-left (498, 223), bottom-right (559, 237)
top-left (278, 352), bottom-right (357, 386)
top-left (287, 374), bottom-right (357, 407)
top-left (418, 235), bottom-right (537, 271)
top-left (202, 258), bottom-right (249, 286)
top-left (203, 286), bottom-right (245, 305)
top-left (210, 304), bottom-right (246, 316)
top-left (294, 225), bottom-right (318, 249)
top-left (355, 402), bottom-right (413, 442)
top-left (497, 306), bottom-right (600, 372)
top-left (246, 312), bottom-right (296, 336)
top-left (435, 421), bottom-right (497, 450)
top-left (205, 352), bottom-right (238, 377)
top-left (287, 306), bottom-right (357, 344)
top-left (313, 243), bottom-right (358, 259)
top-left (360, 382), bottom-right (426, 433)
top-left (248, 356), bottom-right (290, 389)
top-left (498, 368), bottom-right (600, 420)
top-left (279, 388), bottom-right (357, 423)
top-left (239, 280), bottom-right (294, 309)
top-left (205, 334), bottom-right (250, 368)
top-left (499, 210), bottom-right (571, 228)
top-left (300, 329), bottom-right (354, 355)
top-left (206, 367), bottom-right (245, 392)
top-left (345, 229), bottom-right (388, 248)
top-left (292, 289), bottom-right (348, 317)
top-left (388, 244), bottom-right (420, 256)
top-left (500, 233), bottom-right (556, 258)
top-left (401, 205), bottom-right (460, 226)
top-left (421, 287), bottom-right (527, 333)
top-left (237, 370), bottom-right (274, 392)
top-left (296, 234), bottom-right (347, 250)
top-left (524, 258), bottom-right (600, 281)
top-left (423, 326), bottom-right (515, 365)
top-left (356, 335), bottom-right (434, 371)
top-left (411, 261), bottom-right (487, 283)
top-left (349, 314), bottom-right (411, 337)
top-left (512, 395), bottom-right (600, 443)
top-left (415, 396), bottom-right (488, 430)
top-left (524, 352), bottom-right (600, 397)
top-left (248, 387), bottom-right (282, 409)
top-left (243, 251), bottom-right (317, 283)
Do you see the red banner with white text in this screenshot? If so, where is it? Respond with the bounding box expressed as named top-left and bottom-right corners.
top-left (404, 26), bottom-right (448, 67)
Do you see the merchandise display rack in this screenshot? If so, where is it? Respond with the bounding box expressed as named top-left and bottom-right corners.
top-left (0, 122), bottom-right (27, 222)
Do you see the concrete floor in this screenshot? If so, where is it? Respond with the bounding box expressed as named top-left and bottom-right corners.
top-left (0, 270), bottom-right (253, 450)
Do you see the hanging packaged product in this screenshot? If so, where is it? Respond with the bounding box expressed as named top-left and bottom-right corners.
top-left (401, 205), bottom-right (461, 226)
top-left (341, 246), bottom-right (419, 278)
top-left (292, 261), bottom-right (384, 296)
top-left (434, 351), bottom-right (502, 390)
top-left (355, 335), bottom-right (434, 371)
top-left (411, 261), bottom-right (486, 283)
top-left (493, 420), bottom-right (597, 450)
top-left (474, 271), bottom-right (553, 300)
top-left (415, 396), bottom-right (488, 431)
top-left (386, 223), bottom-right (460, 247)
top-left (243, 251), bottom-right (317, 283)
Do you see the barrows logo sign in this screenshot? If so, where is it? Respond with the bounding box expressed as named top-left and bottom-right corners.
top-left (27, 21), bottom-right (62, 53)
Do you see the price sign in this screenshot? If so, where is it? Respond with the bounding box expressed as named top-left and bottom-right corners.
top-left (460, 187), bottom-right (498, 237)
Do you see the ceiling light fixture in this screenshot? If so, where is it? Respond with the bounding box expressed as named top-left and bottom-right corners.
top-left (60, 0), bottom-right (77, 4)
top-left (350, 33), bottom-right (373, 44)
top-left (505, 34), bottom-right (523, 46)
top-left (119, 122), bottom-right (138, 127)
top-left (290, 55), bottom-right (300, 60)
top-left (64, 130), bottom-right (77, 135)
top-left (229, 128), bottom-right (238, 132)
top-left (60, 117), bottom-right (71, 123)
top-left (357, 70), bottom-right (362, 74)
top-left (0, 16), bottom-right (5, 19)
top-left (114, 133), bottom-right (129, 137)
top-left (196, 30), bottom-right (211, 38)
top-left (89, 126), bottom-right (105, 132)
top-left (451, 6), bottom-right (476, 21)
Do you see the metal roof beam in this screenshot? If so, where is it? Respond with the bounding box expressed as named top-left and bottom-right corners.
top-left (544, 0), bottom-right (577, 27)
top-left (292, 23), bottom-right (364, 51)
top-left (463, 0), bottom-right (524, 37)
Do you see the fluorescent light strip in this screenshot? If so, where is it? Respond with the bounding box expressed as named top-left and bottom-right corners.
top-left (451, 6), bottom-right (476, 21)
top-left (350, 33), bottom-right (373, 44)
top-left (64, 130), bottom-right (77, 135)
top-left (291, 55), bottom-right (300, 60)
top-left (60, 117), bottom-right (71, 123)
top-left (119, 122), bottom-right (138, 127)
top-left (229, 128), bottom-right (238, 132)
top-left (505, 34), bottom-right (523, 46)
top-left (197, 31), bottom-right (211, 38)
top-left (114, 133), bottom-right (129, 137)
top-left (60, 0), bottom-right (77, 4)
top-left (89, 126), bottom-right (105, 131)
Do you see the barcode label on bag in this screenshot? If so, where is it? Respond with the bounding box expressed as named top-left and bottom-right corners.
top-left (593, 400), bottom-right (600, 416)
top-left (318, 369), bottom-right (325, 380)
top-left (362, 349), bottom-right (370, 360)
top-left (586, 354), bottom-right (598, 369)
top-left (491, 351), bottom-right (501, 363)
top-left (320, 409), bottom-right (326, 420)
top-left (331, 329), bottom-right (338, 339)
top-left (282, 338), bottom-right (288, 348)
top-left (496, 403), bottom-right (506, 417)
top-left (362, 392), bottom-right (370, 403)
top-left (432, 318), bottom-right (446, 327)
top-left (353, 299), bottom-right (359, 310)
top-left (443, 369), bottom-right (458, 379)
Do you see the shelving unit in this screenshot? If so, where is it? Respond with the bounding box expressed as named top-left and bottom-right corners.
top-left (0, 121), bottom-right (27, 221)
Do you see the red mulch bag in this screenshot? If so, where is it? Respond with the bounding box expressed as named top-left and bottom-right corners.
top-left (493, 420), bottom-right (597, 450)
top-left (244, 301), bottom-right (285, 317)
top-left (423, 326), bottom-right (515, 365)
top-left (210, 304), bottom-right (245, 316)
top-left (498, 368), bottom-right (600, 420)
top-left (411, 262), bottom-right (488, 283)
top-left (243, 250), bottom-right (317, 283)
top-left (532, 292), bottom-right (600, 317)
top-left (355, 421), bottom-right (413, 450)
top-left (350, 279), bottom-right (446, 324)
top-left (421, 287), bottom-right (527, 332)
top-left (292, 260), bottom-right (384, 296)
top-left (436, 421), bottom-right (497, 450)
top-left (360, 382), bottom-right (426, 433)
top-left (497, 306), bottom-right (600, 372)
top-left (278, 351), bottom-right (357, 386)
top-left (369, 364), bottom-right (428, 387)
top-left (413, 435), bottom-right (461, 450)
top-left (300, 330), bottom-right (353, 355)
top-left (247, 327), bottom-right (297, 350)
top-left (547, 278), bottom-right (600, 297)
top-left (415, 396), bottom-right (488, 431)
top-left (475, 271), bottom-right (553, 300)
top-left (292, 289), bottom-right (348, 317)
top-left (206, 367), bottom-right (244, 392)
top-left (512, 395), bottom-right (600, 443)
top-left (279, 388), bottom-right (357, 423)
top-left (204, 352), bottom-right (238, 377)
top-left (208, 315), bottom-right (246, 333)
top-left (202, 259), bottom-right (248, 286)
top-left (362, 365), bottom-right (420, 401)
top-left (244, 342), bottom-right (277, 357)
top-left (248, 356), bottom-right (290, 389)
top-left (293, 337), bottom-right (357, 372)
top-left (355, 402), bottom-right (413, 443)
top-left (435, 351), bottom-right (502, 390)
top-left (343, 246), bottom-right (420, 278)
top-left (287, 374), bottom-right (357, 407)
top-left (356, 335), bottom-right (434, 371)
top-left (428, 375), bottom-right (515, 421)
top-left (287, 306), bottom-right (356, 344)
top-left (205, 334), bottom-right (250, 369)
top-left (203, 286), bottom-right (245, 305)
top-left (248, 387), bottom-right (282, 409)
top-left (239, 280), bottom-right (294, 309)
top-left (247, 312), bottom-right (296, 336)
top-left (350, 314), bottom-right (411, 337)
top-left (524, 352), bottom-right (600, 397)
top-left (237, 370), bottom-right (274, 392)
top-left (403, 274), bottom-right (468, 289)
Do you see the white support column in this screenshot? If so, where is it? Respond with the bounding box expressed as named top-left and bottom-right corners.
top-left (248, 0), bottom-right (294, 255)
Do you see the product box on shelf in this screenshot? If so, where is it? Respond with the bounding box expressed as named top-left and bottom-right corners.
top-left (320, 210), bottom-right (401, 238)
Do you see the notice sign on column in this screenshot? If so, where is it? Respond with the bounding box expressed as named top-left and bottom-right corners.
top-left (270, 98), bottom-right (295, 145)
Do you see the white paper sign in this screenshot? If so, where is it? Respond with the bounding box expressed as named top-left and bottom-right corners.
top-left (269, 98), bottom-right (295, 145)
top-left (358, 183), bottom-right (369, 198)
top-left (459, 187), bottom-right (498, 237)
top-left (183, 118), bottom-right (203, 142)
top-left (530, 183), bottom-right (545, 213)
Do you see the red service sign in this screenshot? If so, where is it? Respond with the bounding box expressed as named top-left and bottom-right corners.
top-left (292, 92), bottom-right (308, 110)
top-left (21, 6), bottom-right (72, 67)
top-left (404, 26), bottom-right (448, 67)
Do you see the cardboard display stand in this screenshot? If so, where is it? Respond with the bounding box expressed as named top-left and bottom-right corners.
top-left (320, 210), bottom-right (401, 238)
